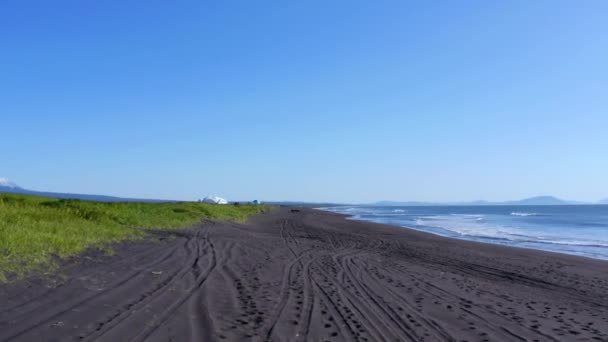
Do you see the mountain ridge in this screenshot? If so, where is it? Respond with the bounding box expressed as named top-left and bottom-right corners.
top-left (0, 178), bottom-right (166, 202)
top-left (1, 177), bottom-right (605, 205)
top-left (372, 196), bottom-right (596, 206)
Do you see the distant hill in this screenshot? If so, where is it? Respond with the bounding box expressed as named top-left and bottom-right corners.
top-left (372, 196), bottom-right (589, 206)
top-left (0, 178), bottom-right (165, 202)
top-left (600, 199), bottom-right (608, 204)
top-left (502, 196), bottom-right (576, 205)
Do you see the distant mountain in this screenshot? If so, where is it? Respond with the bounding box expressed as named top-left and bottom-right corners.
top-left (600, 199), bottom-right (608, 205)
top-left (372, 196), bottom-right (589, 206)
top-left (0, 177), bottom-right (20, 189)
top-left (0, 178), bottom-right (164, 202)
top-left (503, 196), bottom-right (576, 205)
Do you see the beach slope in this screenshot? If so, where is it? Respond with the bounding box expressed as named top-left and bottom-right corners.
top-left (1, 207), bottom-right (607, 341)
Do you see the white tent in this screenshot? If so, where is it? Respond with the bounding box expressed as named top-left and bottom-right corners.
top-left (202, 196), bottom-right (228, 204)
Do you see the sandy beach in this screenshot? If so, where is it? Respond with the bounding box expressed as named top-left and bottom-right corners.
top-left (1, 207), bottom-right (607, 341)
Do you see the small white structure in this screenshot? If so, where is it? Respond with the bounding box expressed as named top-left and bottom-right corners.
top-left (202, 196), bottom-right (228, 204)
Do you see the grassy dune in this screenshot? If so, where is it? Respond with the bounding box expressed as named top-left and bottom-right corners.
top-left (0, 193), bottom-right (267, 281)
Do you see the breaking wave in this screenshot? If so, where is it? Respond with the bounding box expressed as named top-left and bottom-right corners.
top-left (319, 205), bottom-right (608, 260)
top-left (511, 212), bottom-right (538, 217)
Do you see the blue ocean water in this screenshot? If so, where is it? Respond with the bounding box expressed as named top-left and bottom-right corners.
top-left (319, 205), bottom-right (608, 260)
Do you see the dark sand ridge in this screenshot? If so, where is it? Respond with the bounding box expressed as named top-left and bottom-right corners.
top-left (1, 207), bottom-right (607, 341)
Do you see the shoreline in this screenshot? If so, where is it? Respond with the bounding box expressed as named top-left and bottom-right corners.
top-left (318, 206), bottom-right (608, 262)
top-left (318, 208), bottom-right (608, 267)
top-left (1, 207), bottom-right (607, 341)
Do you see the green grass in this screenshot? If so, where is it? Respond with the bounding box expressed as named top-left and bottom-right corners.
top-left (0, 192), bottom-right (268, 281)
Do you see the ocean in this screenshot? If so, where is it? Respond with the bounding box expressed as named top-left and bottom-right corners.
top-left (319, 205), bottom-right (608, 260)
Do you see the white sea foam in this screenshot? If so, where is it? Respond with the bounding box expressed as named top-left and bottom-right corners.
top-left (414, 214), bottom-right (608, 248)
top-left (537, 239), bottom-right (608, 247)
top-left (330, 207), bottom-right (407, 216)
top-left (415, 215), bottom-right (519, 240)
top-left (511, 212), bottom-right (538, 217)
top-left (453, 214), bottom-right (484, 218)
top-left (318, 206), bottom-right (608, 259)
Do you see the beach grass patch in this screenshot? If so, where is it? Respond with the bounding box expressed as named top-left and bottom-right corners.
top-left (0, 193), bottom-right (267, 281)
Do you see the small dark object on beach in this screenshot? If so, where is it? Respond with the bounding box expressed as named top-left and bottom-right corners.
top-left (290, 209), bottom-right (300, 213)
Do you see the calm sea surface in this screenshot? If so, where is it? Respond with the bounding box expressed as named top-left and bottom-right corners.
top-left (319, 205), bottom-right (608, 260)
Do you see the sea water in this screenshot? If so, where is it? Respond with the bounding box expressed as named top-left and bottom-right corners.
top-left (319, 205), bottom-right (608, 260)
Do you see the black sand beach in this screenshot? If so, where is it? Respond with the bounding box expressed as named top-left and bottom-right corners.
top-left (1, 207), bottom-right (607, 341)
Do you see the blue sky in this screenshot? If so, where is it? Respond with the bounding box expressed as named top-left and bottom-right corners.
top-left (2, 1), bottom-right (607, 203)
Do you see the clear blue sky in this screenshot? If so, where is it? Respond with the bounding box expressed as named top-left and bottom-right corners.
top-left (2, 1), bottom-right (607, 203)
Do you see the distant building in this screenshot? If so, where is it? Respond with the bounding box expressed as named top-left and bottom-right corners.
top-left (252, 200), bottom-right (260, 205)
top-left (202, 196), bottom-right (228, 204)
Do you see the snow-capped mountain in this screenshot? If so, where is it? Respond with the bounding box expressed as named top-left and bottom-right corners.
top-left (0, 177), bottom-right (20, 189)
top-left (0, 177), bottom-right (164, 202)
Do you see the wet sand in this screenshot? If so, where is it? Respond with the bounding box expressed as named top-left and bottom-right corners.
top-left (1, 207), bottom-right (607, 341)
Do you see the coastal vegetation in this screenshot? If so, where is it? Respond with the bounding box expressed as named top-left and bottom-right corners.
top-left (0, 192), bottom-right (267, 281)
